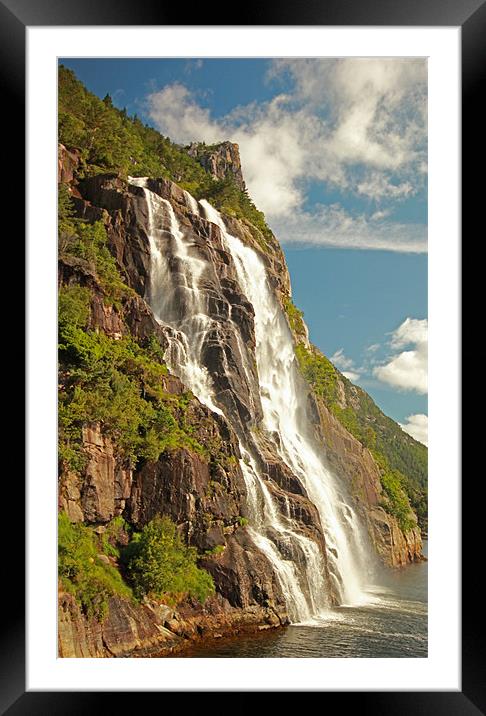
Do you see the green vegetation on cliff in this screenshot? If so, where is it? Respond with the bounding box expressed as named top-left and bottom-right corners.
top-left (283, 298), bottom-right (307, 339)
top-left (59, 513), bottom-right (215, 620)
top-left (59, 217), bottom-right (133, 308)
top-left (294, 340), bottom-right (427, 532)
top-left (122, 516), bottom-right (215, 604)
top-left (58, 512), bottom-right (132, 620)
top-left (58, 65), bottom-right (274, 249)
top-left (57, 188), bottom-right (219, 621)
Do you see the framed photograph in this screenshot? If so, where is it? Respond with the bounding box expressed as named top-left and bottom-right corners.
top-left (6, 0), bottom-right (479, 709)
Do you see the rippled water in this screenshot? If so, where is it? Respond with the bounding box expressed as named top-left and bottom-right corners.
top-left (174, 543), bottom-right (427, 658)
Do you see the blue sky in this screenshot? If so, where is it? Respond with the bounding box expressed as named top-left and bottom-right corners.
top-left (60, 58), bottom-right (428, 444)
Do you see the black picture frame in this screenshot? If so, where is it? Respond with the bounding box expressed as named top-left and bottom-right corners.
top-left (6, 0), bottom-right (479, 710)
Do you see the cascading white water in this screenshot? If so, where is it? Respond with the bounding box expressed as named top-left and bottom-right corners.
top-left (238, 446), bottom-right (328, 620)
top-left (200, 200), bottom-right (374, 606)
top-left (131, 178), bottom-right (222, 415)
top-left (130, 178), bottom-right (329, 622)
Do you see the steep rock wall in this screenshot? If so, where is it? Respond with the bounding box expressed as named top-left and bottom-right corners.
top-left (57, 271), bottom-right (292, 623)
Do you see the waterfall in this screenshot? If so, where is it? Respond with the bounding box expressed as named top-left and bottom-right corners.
top-left (129, 177), bottom-right (373, 620)
top-left (200, 200), bottom-right (373, 606)
top-left (131, 178), bottom-right (222, 416)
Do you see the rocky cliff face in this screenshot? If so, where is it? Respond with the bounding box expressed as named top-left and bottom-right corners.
top-left (58, 142), bottom-right (423, 656)
top-left (58, 589), bottom-right (283, 658)
top-left (58, 254), bottom-right (291, 619)
top-left (187, 141), bottom-right (247, 191)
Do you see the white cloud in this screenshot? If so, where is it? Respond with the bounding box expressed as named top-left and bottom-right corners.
top-left (356, 174), bottom-right (414, 201)
top-left (374, 318), bottom-right (428, 393)
top-left (391, 317), bottom-right (428, 349)
top-left (184, 59), bottom-right (204, 74)
top-left (145, 59), bottom-right (427, 250)
top-left (147, 83), bottom-right (222, 145)
top-left (269, 58), bottom-right (427, 191)
top-left (400, 414), bottom-right (428, 446)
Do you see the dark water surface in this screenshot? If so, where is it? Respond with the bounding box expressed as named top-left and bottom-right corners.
top-left (173, 543), bottom-right (427, 658)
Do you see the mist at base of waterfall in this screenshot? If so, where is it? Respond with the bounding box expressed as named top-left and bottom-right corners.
top-left (166, 543), bottom-right (427, 659)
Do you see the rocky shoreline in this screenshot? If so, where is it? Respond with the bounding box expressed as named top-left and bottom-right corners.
top-left (58, 591), bottom-right (287, 658)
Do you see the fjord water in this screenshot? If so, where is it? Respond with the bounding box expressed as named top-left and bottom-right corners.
top-left (177, 542), bottom-right (428, 658)
top-left (129, 178), bottom-right (423, 637)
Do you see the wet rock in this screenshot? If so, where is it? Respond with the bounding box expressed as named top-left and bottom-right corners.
top-left (200, 530), bottom-right (287, 619)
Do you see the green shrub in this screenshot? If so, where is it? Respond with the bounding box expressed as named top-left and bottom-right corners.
top-left (371, 451), bottom-right (416, 532)
top-left (101, 516), bottom-right (130, 558)
top-left (59, 219), bottom-right (132, 307)
top-left (58, 285), bottom-right (91, 332)
top-left (58, 512), bottom-right (132, 620)
top-left (58, 182), bottom-right (77, 236)
top-left (122, 516), bottom-right (215, 604)
top-left (204, 544), bottom-right (225, 556)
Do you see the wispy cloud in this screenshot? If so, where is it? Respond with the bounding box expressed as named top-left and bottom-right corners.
top-left (184, 59), bottom-right (204, 74)
top-left (270, 204), bottom-right (427, 252)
